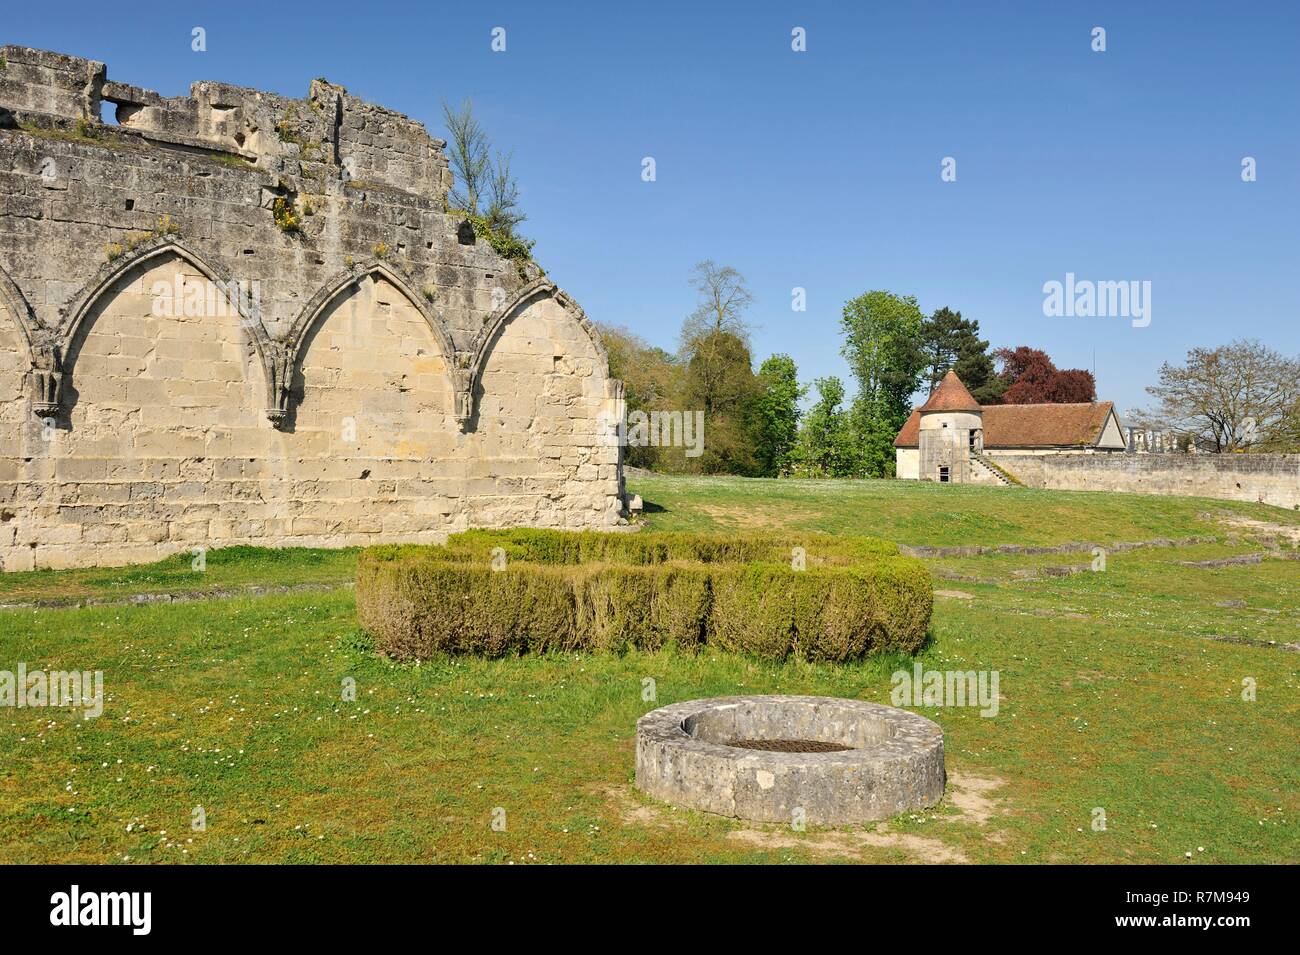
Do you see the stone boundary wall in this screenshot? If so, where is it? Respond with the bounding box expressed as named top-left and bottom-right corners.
top-left (987, 452), bottom-right (1300, 510)
top-left (0, 48), bottom-right (623, 571)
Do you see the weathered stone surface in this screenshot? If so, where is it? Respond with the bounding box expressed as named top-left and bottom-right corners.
top-left (988, 452), bottom-right (1300, 510)
top-left (635, 696), bottom-right (945, 826)
top-left (0, 48), bottom-right (624, 571)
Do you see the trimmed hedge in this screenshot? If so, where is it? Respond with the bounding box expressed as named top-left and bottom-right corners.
top-left (365, 528), bottom-right (901, 567)
top-left (356, 530), bottom-right (931, 662)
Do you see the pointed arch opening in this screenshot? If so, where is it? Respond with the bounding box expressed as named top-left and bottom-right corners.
top-left (55, 237), bottom-right (278, 423)
top-left (464, 278), bottom-right (609, 428)
top-left (285, 261), bottom-right (461, 428)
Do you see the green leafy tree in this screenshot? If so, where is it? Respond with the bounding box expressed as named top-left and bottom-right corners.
top-left (598, 324), bottom-right (681, 470)
top-left (753, 354), bottom-right (805, 476)
top-left (790, 377), bottom-right (859, 477)
top-left (680, 330), bottom-right (761, 475)
top-left (598, 262), bottom-right (766, 476)
top-left (841, 290), bottom-right (925, 477)
top-left (919, 307), bottom-right (1000, 403)
top-left (678, 261), bottom-right (754, 409)
top-left (668, 262), bottom-right (763, 475)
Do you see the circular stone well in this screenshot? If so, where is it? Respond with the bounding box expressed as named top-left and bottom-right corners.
top-left (635, 696), bottom-right (944, 825)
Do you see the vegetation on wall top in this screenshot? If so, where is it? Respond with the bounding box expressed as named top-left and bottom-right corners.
top-left (440, 98), bottom-right (537, 278)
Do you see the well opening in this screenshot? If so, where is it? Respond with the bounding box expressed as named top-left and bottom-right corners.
top-left (637, 696), bottom-right (945, 825)
top-left (726, 738), bottom-right (852, 753)
top-left (681, 698), bottom-right (896, 751)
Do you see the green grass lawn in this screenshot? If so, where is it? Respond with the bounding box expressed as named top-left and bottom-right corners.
top-left (631, 473), bottom-right (1300, 546)
top-left (1, 477), bottom-right (1296, 863)
top-left (0, 545), bottom-right (357, 606)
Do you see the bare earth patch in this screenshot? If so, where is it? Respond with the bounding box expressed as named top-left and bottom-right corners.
top-left (945, 772), bottom-right (1006, 826)
top-left (696, 504), bottom-right (820, 530)
top-left (935, 589), bottom-right (975, 600)
top-left (606, 785), bottom-right (680, 830)
top-left (727, 827), bottom-right (968, 863)
top-left (606, 771), bottom-right (1008, 864)
top-left (1214, 512), bottom-right (1300, 547)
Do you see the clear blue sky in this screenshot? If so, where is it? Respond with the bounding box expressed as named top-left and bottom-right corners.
top-left (7, 0), bottom-right (1297, 412)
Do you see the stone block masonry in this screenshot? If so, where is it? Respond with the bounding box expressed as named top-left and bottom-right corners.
top-left (988, 452), bottom-right (1300, 511)
top-left (0, 47), bottom-right (624, 571)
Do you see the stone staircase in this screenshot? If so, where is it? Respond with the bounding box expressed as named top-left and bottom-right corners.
top-left (971, 453), bottom-right (1022, 487)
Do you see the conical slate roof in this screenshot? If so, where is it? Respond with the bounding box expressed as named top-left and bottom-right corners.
top-left (919, 370), bottom-right (981, 413)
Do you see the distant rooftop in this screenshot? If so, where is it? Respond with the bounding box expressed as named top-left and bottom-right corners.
top-left (895, 371), bottom-right (1122, 449)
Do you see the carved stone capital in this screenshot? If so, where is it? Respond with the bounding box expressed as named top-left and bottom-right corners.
top-left (30, 343), bottom-right (64, 418)
top-left (454, 390), bottom-right (472, 429)
top-left (265, 342), bottom-right (293, 428)
top-left (452, 362), bottom-right (474, 430)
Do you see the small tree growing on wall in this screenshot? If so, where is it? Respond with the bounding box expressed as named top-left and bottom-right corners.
top-left (441, 99), bottom-right (532, 265)
top-left (442, 98), bottom-right (489, 215)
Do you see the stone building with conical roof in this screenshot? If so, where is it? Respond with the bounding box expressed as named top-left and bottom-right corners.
top-left (895, 370), bottom-right (1125, 483)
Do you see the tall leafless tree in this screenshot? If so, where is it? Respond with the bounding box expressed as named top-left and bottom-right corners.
top-left (1140, 339), bottom-right (1300, 451)
top-left (678, 261), bottom-right (755, 415)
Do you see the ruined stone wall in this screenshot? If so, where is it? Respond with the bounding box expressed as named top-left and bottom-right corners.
top-left (987, 452), bottom-right (1300, 510)
top-left (0, 47), bottom-right (623, 571)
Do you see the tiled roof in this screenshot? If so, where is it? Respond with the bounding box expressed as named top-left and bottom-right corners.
top-left (894, 401), bottom-right (1119, 448)
top-left (894, 410), bottom-right (921, 447)
top-left (918, 370), bottom-right (981, 412)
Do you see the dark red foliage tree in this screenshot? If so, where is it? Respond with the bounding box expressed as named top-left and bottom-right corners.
top-left (995, 346), bottom-right (1096, 404)
top-left (1041, 368), bottom-right (1097, 403)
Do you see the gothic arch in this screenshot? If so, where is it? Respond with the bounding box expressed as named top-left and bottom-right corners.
top-left (465, 277), bottom-right (609, 409)
top-left (0, 264), bottom-right (44, 361)
top-left (53, 236), bottom-right (280, 421)
top-left (287, 260), bottom-right (462, 422)
top-left (0, 265), bottom-right (58, 415)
